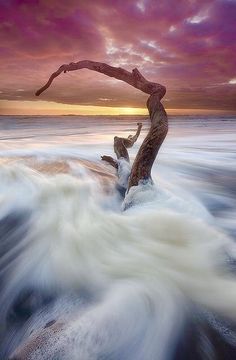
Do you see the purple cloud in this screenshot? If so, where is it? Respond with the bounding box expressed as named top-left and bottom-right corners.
top-left (0, 0), bottom-right (235, 111)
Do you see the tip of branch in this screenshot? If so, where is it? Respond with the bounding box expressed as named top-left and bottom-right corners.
top-left (35, 90), bottom-right (40, 96)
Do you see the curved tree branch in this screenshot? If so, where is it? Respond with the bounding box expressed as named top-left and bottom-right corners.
top-left (35, 60), bottom-right (166, 98)
top-left (35, 60), bottom-right (168, 193)
top-left (123, 122), bottom-right (143, 149)
top-left (101, 123), bottom-right (142, 165)
top-left (101, 122), bottom-right (143, 196)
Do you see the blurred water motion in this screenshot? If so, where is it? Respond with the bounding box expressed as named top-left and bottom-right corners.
top-left (0, 114), bottom-right (235, 239)
top-left (0, 114), bottom-right (236, 359)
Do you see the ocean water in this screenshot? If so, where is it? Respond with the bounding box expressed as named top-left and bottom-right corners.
top-left (0, 114), bottom-right (236, 359)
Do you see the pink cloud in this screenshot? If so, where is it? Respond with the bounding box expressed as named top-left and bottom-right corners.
top-left (0, 0), bottom-right (235, 111)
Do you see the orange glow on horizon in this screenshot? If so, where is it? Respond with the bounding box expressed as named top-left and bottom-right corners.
top-left (0, 100), bottom-right (235, 116)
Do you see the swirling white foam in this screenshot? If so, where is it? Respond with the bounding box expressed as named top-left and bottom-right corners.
top-left (0, 162), bottom-right (236, 360)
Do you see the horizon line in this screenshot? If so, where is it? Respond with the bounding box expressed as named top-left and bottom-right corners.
top-left (0, 100), bottom-right (235, 116)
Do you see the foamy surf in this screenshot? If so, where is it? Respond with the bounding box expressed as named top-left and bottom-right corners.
top-left (0, 161), bottom-right (235, 359)
top-left (0, 115), bottom-right (236, 359)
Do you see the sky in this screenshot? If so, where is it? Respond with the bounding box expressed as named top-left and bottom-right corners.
top-left (0, 0), bottom-right (235, 115)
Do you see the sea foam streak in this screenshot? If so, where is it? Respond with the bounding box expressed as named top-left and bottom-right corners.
top-left (0, 162), bottom-right (236, 359)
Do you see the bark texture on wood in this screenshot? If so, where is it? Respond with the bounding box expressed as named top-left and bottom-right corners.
top-left (35, 60), bottom-right (168, 192)
top-left (35, 61), bottom-right (166, 99)
top-left (128, 94), bottom-right (168, 190)
top-left (108, 122), bottom-right (143, 163)
top-left (113, 136), bottom-right (130, 162)
top-left (123, 122), bottom-right (143, 149)
top-left (101, 155), bottom-right (118, 169)
top-left (101, 122), bottom-right (143, 193)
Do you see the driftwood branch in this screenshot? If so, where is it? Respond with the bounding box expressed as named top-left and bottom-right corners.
top-left (123, 122), bottom-right (143, 149)
top-left (128, 95), bottom-right (168, 190)
top-left (35, 60), bottom-right (166, 98)
top-left (35, 60), bottom-right (168, 193)
top-left (101, 155), bottom-right (118, 169)
top-left (101, 122), bottom-right (143, 191)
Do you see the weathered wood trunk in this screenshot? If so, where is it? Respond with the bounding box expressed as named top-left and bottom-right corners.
top-left (128, 94), bottom-right (168, 190)
top-left (35, 60), bottom-right (168, 196)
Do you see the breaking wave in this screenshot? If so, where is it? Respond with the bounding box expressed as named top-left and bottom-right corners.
top-left (0, 161), bottom-right (236, 359)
